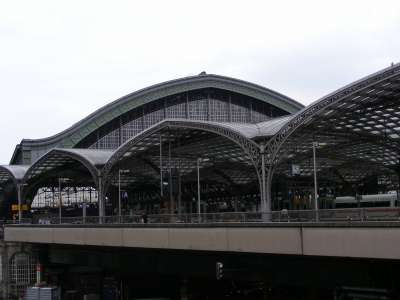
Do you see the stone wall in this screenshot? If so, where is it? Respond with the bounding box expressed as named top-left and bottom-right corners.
top-left (0, 238), bottom-right (37, 298)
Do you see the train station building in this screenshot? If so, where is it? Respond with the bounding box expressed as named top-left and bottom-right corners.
top-left (1, 64), bottom-right (400, 299)
top-left (1, 64), bottom-right (400, 222)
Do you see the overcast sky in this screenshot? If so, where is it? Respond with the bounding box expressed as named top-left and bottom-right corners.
top-left (1, 0), bottom-right (399, 165)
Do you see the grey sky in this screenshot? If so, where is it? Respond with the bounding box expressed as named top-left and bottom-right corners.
top-left (1, 0), bottom-right (399, 165)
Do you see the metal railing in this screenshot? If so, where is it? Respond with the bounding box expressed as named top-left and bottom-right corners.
top-left (24, 207), bottom-right (400, 225)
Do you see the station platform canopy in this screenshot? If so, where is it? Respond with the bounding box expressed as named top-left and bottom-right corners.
top-left (0, 64), bottom-right (399, 215)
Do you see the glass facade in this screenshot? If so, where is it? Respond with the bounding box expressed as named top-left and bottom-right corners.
top-left (252, 110), bottom-right (269, 123)
top-left (122, 118), bottom-right (143, 144)
top-left (144, 109), bottom-right (165, 129)
top-left (32, 187), bottom-right (98, 208)
top-left (209, 100), bottom-right (230, 122)
top-left (188, 99), bottom-right (208, 121)
top-left (166, 102), bottom-right (186, 119)
top-left (230, 103), bottom-right (249, 123)
top-left (88, 99), bottom-right (269, 150)
top-left (98, 129), bottom-right (120, 150)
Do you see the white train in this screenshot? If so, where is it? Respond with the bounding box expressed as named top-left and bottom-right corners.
top-left (334, 194), bottom-right (399, 218)
top-left (334, 194), bottom-right (398, 208)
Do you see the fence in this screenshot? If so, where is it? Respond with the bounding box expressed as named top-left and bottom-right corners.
top-left (22, 207), bottom-right (400, 225)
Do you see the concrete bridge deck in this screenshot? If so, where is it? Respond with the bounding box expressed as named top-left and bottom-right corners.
top-left (5, 222), bottom-right (400, 260)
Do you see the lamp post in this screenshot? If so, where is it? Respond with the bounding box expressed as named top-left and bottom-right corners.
top-left (18, 183), bottom-right (28, 223)
top-left (58, 178), bottom-right (69, 222)
top-left (17, 183), bottom-right (22, 223)
top-left (118, 170), bottom-right (130, 218)
top-left (312, 141), bottom-right (326, 221)
top-left (197, 158), bottom-right (209, 222)
top-left (58, 178), bottom-right (62, 220)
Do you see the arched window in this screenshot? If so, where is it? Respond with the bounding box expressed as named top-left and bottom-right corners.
top-left (10, 252), bottom-right (36, 289)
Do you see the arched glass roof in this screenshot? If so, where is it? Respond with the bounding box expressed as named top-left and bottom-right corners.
top-left (268, 63), bottom-right (400, 191)
top-left (11, 73), bottom-right (304, 166)
top-left (0, 165), bottom-right (30, 185)
top-left (2, 64), bottom-right (399, 214)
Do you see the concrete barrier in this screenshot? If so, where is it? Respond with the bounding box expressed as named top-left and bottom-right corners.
top-left (5, 222), bottom-right (400, 260)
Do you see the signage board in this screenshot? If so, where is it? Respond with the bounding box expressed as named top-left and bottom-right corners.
top-left (289, 164), bottom-right (300, 175)
top-left (36, 264), bottom-right (41, 283)
top-left (12, 204), bottom-right (28, 211)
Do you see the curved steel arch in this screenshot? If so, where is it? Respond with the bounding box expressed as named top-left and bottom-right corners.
top-left (102, 119), bottom-right (262, 175)
top-left (0, 165), bottom-right (30, 187)
top-left (260, 64), bottom-right (400, 214)
top-left (22, 148), bottom-right (107, 194)
top-left (247, 64), bottom-right (400, 216)
top-left (0, 165), bottom-right (31, 221)
top-left (101, 119), bottom-right (264, 211)
top-left (60, 75), bottom-right (304, 149)
top-left (267, 64), bottom-right (400, 164)
top-left (16, 74), bottom-right (303, 155)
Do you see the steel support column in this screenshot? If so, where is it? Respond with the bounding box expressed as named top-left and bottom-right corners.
top-left (266, 166), bottom-right (275, 221)
top-left (59, 178), bottom-right (62, 220)
top-left (160, 133), bottom-right (163, 197)
top-left (169, 130), bottom-right (174, 216)
top-left (197, 158), bottom-right (201, 222)
top-left (177, 131), bottom-right (182, 217)
top-left (98, 171), bottom-right (103, 224)
top-left (260, 143), bottom-right (268, 222)
top-left (17, 183), bottom-right (22, 223)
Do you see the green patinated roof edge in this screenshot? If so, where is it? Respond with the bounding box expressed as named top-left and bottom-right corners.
top-left (41, 80), bottom-right (301, 151)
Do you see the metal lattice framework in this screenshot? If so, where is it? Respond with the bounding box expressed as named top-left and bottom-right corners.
top-left (61, 78), bottom-right (301, 149)
top-left (265, 64), bottom-right (400, 197)
top-left (11, 74), bottom-right (303, 165)
top-left (101, 119), bottom-right (263, 209)
top-left (32, 186), bottom-right (98, 208)
top-left (3, 65), bottom-right (400, 219)
top-left (0, 165), bottom-right (30, 186)
top-left (21, 149), bottom-right (114, 202)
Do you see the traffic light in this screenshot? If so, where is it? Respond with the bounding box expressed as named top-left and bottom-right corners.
top-left (216, 262), bottom-right (224, 279)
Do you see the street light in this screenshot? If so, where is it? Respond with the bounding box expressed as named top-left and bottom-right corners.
top-left (312, 141), bottom-right (326, 221)
top-left (118, 170), bottom-right (130, 218)
top-left (58, 178), bottom-right (62, 220)
top-left (18, 183), bottom-right (28, 223)
top-left (197, 158), bottom-right (209, 222)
